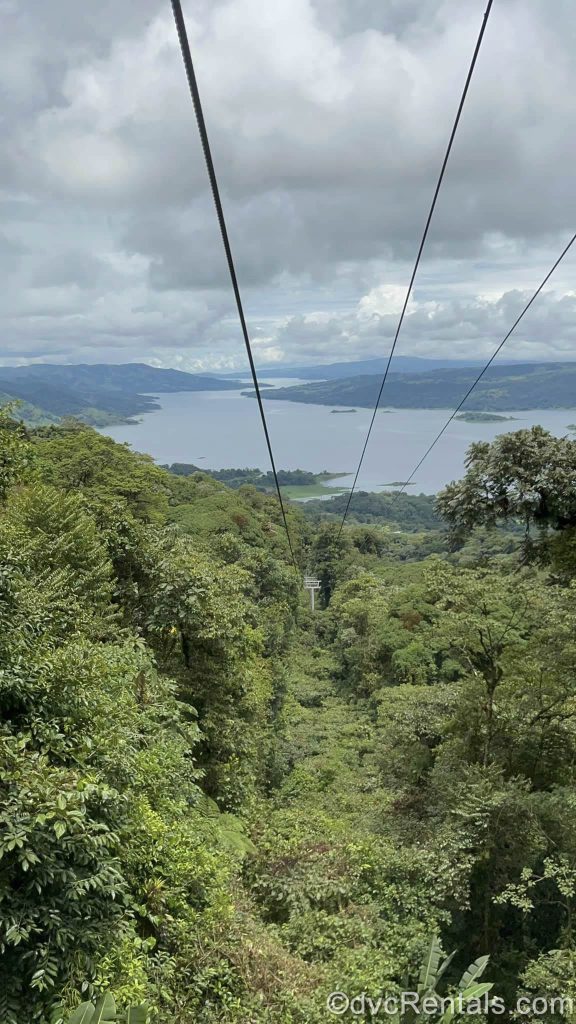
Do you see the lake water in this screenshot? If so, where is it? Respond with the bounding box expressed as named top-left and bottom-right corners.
top-left (99, 381), bottom-right (575, 496)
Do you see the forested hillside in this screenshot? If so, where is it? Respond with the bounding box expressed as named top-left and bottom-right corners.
top-left (2, 414), bottom-right (576, 1023)
top-left (251, 361), bottom-right (576, 410)
top-left (300, 489), bottom-right (443, 530)
top-left (0, 364), bottom-right (248, 427)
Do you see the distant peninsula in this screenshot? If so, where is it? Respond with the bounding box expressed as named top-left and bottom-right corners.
top-left (0, 363), bottom-right (249, 427)
top-left (455, 412), bottom-right (517, 423)
top-left (246, 361), bottom-right (576, 412)
top-left (6, 359), bottom-right (576, 428)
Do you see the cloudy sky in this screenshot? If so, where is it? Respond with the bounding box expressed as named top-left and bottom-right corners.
top-left (2, 0), bottom-right (576, 371)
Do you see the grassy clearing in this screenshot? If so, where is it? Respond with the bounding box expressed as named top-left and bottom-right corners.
top-left (281, 483), bottom-right (350, 500)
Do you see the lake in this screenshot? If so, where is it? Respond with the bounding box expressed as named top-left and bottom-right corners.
top-left (99, 381), bottom-right (575, 496)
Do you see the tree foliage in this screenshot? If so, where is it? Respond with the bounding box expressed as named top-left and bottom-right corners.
top-left (3, 413), bottom-right (576, 1022)
top-left (437, 427), bottom-right (576, 572)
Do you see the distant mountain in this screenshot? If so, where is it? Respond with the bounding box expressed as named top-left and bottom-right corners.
top-left (216, 355), bottom-right (514, 380)
top-left (0, 362), bottom-right (248, 426)
top-left (244, 362), bottom-right (576, 411)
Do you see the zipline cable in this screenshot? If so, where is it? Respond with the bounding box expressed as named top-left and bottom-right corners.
top-left (336, 0), bottom-right (495, 539)
top-left (170, 0), bottom-right (299, 570)
top-left (388, 231), bottom-right (576, 501)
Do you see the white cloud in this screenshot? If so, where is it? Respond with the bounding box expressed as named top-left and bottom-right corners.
top-left (266, 285), bottom-right (576, 366)
top-left (358, 285), bottom-right (411, 318)
top-left (1, 0), bottom-right (576, 367)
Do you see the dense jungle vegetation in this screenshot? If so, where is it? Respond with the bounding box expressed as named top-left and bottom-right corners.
top-left (2, 413), bottom-right (576, 1023)
top-left (162, 465), bottom-right (337, 491)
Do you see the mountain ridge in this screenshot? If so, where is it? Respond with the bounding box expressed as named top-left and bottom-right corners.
top-left (0, 361), bottom-right (249, 425)
top-left (214, 354), bottom-right (542, 380)
top-left (244, 360), bottom-right (576, 411)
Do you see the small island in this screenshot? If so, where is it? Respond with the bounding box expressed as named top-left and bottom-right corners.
top-left (381, 481), bottom-right (415, 487)
top-left (455, 412), bottom-right (517, 423)
top-left (330, 408), bottom-right (357, 414)
top-left (567, 424), bottom-right (576, 432)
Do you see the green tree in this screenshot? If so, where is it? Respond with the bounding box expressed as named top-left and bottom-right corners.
top-left (437, 427), bottom-right (576, 574)
top-left (309, 524), bottom-right (351, 607)
top-left (0, 406), bottom-right (33, 499)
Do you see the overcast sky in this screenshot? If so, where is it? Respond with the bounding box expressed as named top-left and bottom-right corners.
top-left (2, 0), bottom-right (576, 371)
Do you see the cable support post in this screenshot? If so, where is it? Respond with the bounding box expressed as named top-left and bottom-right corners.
top-left (303, 576), bottom-right (321, 612)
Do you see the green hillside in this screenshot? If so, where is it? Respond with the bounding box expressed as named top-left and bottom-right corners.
top-left (162, 463), bottom-right (349, 498)
top-left (3, 413), bottom-right (576, 1022)
top-left (246, 360), bottom-right (576, 410)
top-left (0, 362), bottom-right (249, 426)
